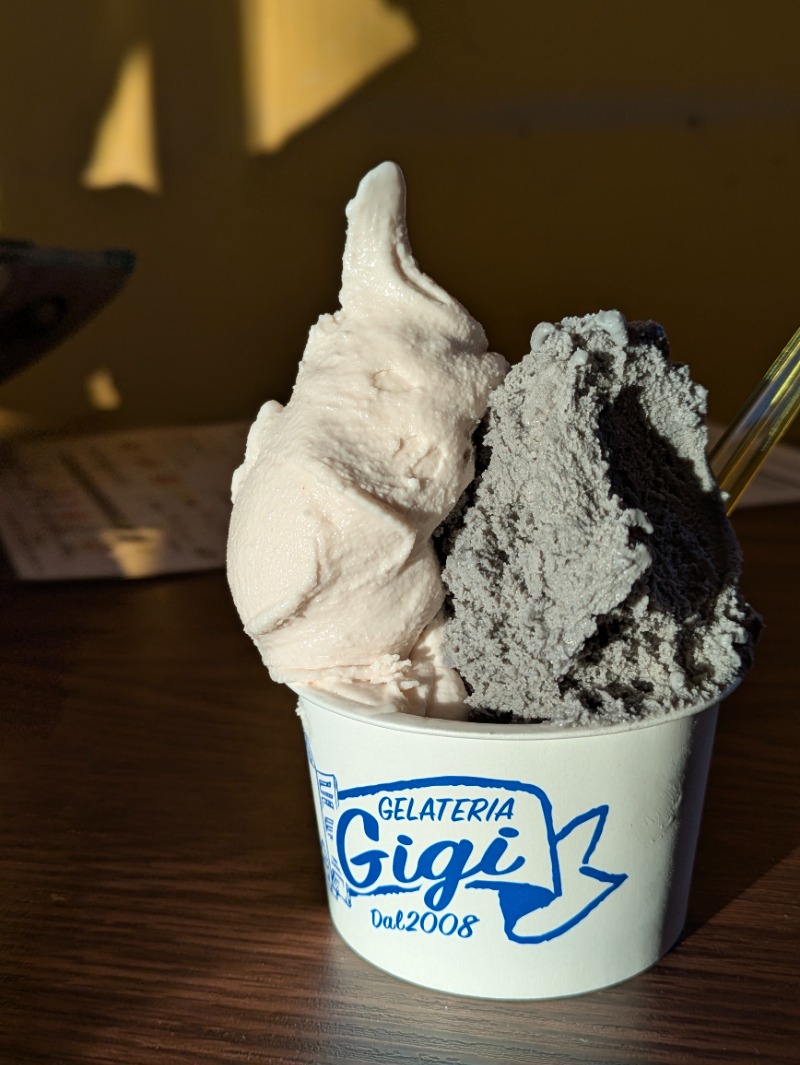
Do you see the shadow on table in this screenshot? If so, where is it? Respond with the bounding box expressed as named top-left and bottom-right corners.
top-left (683, 670), bottom-right (800, 934)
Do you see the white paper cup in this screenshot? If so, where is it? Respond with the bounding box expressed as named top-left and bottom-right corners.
top-left (296, 687), bottom-right (723, 999)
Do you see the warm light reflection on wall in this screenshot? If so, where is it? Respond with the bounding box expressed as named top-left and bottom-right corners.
top-left (239, 0), bottom-right (416, 152)
top-left (82, 42), bottom-right (161, 193)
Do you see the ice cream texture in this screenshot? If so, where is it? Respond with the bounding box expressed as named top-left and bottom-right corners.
top-left (226, 162), bottom-right (508, 711)
top-left (439, 311), bottom-right (759, 725)
top-left (228, 164), bottom-right (757, 725)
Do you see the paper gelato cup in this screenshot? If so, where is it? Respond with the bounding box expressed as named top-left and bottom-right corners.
top-left (296, 687), bottom-right (723, 999)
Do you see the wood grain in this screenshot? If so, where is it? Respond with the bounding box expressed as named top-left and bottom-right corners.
top-left (0, 504), bottom-right (798, 1064)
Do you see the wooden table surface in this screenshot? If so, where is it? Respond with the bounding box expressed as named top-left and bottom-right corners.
top-left (0, 503), bottom-right (797, 1065)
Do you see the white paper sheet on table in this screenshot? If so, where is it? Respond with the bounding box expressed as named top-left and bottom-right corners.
top-left (0, 419), bottom-right (798, 581)
top-left (0, 421), bottom-right (248, 579)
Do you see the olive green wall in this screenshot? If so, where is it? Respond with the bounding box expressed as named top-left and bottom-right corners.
top-left (1, 1), bottom-right (799, 440)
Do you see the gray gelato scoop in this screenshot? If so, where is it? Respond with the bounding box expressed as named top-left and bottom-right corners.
top-left (439, 310), bottom-right (759, 725)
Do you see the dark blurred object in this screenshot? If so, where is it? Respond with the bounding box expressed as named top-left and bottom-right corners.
top-left (0, 239), bottom-right (135, 384)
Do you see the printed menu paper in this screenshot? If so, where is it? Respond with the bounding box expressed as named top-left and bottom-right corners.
top-left (0, 422), bottom-right (248, 580)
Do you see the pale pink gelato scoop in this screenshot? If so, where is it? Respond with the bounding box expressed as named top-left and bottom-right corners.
top-left (226, 162), bottom-right (507, 713)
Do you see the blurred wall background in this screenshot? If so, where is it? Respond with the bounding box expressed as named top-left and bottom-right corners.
top-left (1, 0), bottom-right (798, 440)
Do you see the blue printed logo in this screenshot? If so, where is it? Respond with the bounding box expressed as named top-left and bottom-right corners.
top-left (307, 748), bottom-right (627, 944)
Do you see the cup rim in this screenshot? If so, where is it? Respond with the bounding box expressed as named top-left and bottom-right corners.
top-left (291, 678), bottom-right (738, 742)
